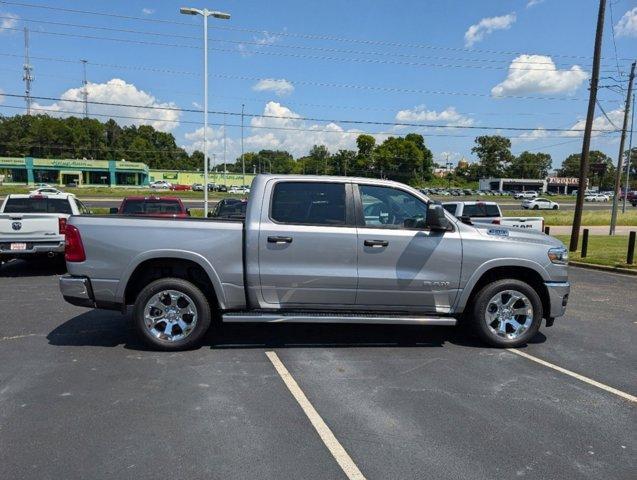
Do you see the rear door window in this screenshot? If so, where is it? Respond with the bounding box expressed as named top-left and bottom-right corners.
top-left (270, 182), bottom-right (346, 226)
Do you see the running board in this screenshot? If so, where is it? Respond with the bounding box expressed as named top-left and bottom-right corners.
top-left (222, 312), bottom-right (456, 326)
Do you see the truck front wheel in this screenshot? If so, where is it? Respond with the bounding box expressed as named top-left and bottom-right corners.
top-left (471, 279), bottom-right (543, 347)
top-left (133, 277), bottom-right (211, 350)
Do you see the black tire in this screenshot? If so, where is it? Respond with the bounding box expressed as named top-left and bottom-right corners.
top-left (533, 205), bottom-right (539, 210)
top-left (133, 277), bottom-right (212, 351)
top-left (552, 205), bottom-right (558, 210)
top-left (471, 279), bottom-right (543, 348)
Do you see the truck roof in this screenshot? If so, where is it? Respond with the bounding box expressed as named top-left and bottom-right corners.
top-left (6, 192), bottom-right (76, 200)
top-left (253, 174), bottom-right (423, 191)
top-left (121, 196), bottom-right (182, 201)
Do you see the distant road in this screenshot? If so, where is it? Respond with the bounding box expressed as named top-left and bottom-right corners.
top-left (79, 198), bottom-right (616, 211)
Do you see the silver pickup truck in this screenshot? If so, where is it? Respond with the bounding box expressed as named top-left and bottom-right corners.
top-left (60, 175), bottom-right (570, 350)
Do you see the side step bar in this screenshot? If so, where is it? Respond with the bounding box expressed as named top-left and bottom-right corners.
top-left (222, 312), bottom-right (457, 326)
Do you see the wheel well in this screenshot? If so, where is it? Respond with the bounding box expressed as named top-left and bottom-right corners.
top-left (124, 258), bottom-right (219, 310)
top-left (464, 266), bottom-right (549, 318)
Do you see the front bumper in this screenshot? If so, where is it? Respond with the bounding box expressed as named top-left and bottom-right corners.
top-left (59, 275), bottom-right (95, 308)
top-left (545, 281), bottom-right (570, 318)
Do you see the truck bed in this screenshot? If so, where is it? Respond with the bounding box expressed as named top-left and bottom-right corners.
top-left (66, 215), bottom-right (246, 310)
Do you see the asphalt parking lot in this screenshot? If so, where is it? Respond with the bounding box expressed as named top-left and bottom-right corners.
top-left (0, 260), bottom-right (635, 479)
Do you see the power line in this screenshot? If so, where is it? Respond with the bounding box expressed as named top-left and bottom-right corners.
top-left (0, 14), bottom-right (627, 72)
top-left (1, 24), bottom-right (624, 74)
top-left (0, 93), bottom-right (623, 133)
top-left (2, 1), bottom-right (633, 62)
top-left (607, 1), bottom-right (623, 78)
top-left (595, 98), bottom-right (621, 130)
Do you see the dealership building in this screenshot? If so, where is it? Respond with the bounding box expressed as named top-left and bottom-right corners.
top-left (479, 176), bottom-right (585, 194)
top-left (0, 157), bottom-right (255, 187)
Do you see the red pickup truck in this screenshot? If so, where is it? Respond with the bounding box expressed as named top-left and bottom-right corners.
top-left (109, 197), bottom-right (190, 217)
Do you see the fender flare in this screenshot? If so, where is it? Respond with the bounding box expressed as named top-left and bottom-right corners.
top-left (115, 249), bottom-right (227, 309)
top-left (454, 257), bottom-right (550, 313)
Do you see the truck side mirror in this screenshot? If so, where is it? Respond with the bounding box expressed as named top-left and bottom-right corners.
top-left (109, 207), bottom-right (118, 214)
top-left (458, 215), bottom-right (472, 225)
top-left (425, 204), bottom-right (451, 231)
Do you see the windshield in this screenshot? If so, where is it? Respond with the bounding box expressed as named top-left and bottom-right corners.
top-left (3, 197), bottom-right (72, 214)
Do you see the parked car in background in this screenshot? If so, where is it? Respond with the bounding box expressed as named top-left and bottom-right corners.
top-left (191, 183), bottom-right (204, 191)
top-left (208, 198), bottom-right (248, 219)
top-left (215, 184), bottom-right (228, 192)
top-left (29, 186), bottom-right (65, 195)
top-left (443, 201), bottom-right (545, 231)
top-left (228, 186), bottom-right (249, 195)
top-left (620, 190), bottom-right (637, 202)
top-left (522, 198), bottom-right (559, 210)
top-left (207, 183), bottom-right (216, 191)
top-left (109, 196), bottom-right (190, 217)
top-left (150, 180), bottom-right (172, 189)
top-left (513, 191), bottom-right (539, 199)
top-left (585, 193), bottom-right (609, 202)
top-left (0, 193), bottom-right (90, 262)
top-left (169, 184), bottom-right (191, 191)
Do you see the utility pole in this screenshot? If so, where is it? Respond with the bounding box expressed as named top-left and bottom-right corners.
top-left (610, 61), bottom-right (635, 235)
top-left (622, 93), bottom-right (635, 213)
top-left (223, 113), bottom-right (227, 186)
top-left (80, 59), bottom-right (89, 118)
top-left (570, 0), bottom-right (606, 252)
top-left (241, 103), bottom-right (246, 186)
top-left (23, 27), bottom-right (34, 115)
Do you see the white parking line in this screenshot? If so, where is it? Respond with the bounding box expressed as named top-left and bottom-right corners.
top-left (507, 348), bottom-right (637, 403)
top-left (265, 351), bottom-right (366, 480)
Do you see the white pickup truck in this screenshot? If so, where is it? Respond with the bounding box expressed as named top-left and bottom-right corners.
top-left (442, 201), bottom-right (545, 232)
top-left (0, 193), bottom-right (90, 262)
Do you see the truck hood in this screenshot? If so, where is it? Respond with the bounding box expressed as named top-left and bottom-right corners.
top-left (471, 223), bottom-right (565, 248)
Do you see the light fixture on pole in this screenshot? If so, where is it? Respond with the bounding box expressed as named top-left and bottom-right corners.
top-left (180, 6), bottom-right (230, 217)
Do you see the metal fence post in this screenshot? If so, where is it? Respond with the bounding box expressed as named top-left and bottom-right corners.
top-left (582, 229), bottom-right (589, 258)
top-left (628, 231), bottom-right (636, 265)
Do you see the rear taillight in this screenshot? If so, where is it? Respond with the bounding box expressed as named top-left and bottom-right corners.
top-left (65, 224), bottom-right (86, 262)
top-left (542, 219), bottom-right (545, 232)
top-left (58, 217), bottom-right (67, 235)
top-left (492, 219), bottom-right (500, 224)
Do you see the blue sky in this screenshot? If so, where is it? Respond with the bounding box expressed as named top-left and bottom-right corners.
top-left (0, 0), bottom-right (636, 170)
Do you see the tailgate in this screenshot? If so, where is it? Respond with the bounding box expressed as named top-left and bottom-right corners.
top-left (500, 217), bottom-right (544, 231)
top-left (0, 214), bottom-right (65, 240)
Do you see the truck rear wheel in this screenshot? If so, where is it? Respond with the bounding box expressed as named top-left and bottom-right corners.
top-left (133, 277), bottom-right (211, 351)
top-left (471, 279), bottom-right (542, 347)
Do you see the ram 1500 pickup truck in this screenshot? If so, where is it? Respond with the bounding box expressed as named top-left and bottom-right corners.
top-left (1, 193), bottom-right (91, 262)
top-left (442, 201), bottom-right (545, 231)
top-left (60, 175), bottom-right (570, 350)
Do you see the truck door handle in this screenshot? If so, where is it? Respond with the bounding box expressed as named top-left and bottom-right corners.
top-left (364, 239), bottom-right (389, 247)
top-left (268, 236), bottom-right (293, 244)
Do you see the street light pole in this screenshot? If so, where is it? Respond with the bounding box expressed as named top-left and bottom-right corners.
top-left (180, 6), bottom-right (230, 217)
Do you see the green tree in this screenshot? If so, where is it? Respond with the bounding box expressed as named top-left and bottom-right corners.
top-left (306, 145), bottom-right (331, 174)
top-left (558, 150), bottom-right (615, 188)
top-left (507, 151), bottom-right (552, 179)
top-left (471, 135), bottom-right (513, 178)
top-left (374, 136), bottom-right (424, 184)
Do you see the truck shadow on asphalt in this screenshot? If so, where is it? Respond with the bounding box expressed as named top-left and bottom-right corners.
top-left (47, 310), bottom-right (547, 351)
top-left (0, 258), bottom-right (66, 277)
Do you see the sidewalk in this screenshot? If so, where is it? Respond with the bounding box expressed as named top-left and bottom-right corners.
top-left (549, 225), bottom-right (636, 235)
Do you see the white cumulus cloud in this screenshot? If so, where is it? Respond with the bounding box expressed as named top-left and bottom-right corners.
top-left (615, 7), bottom-right (637, 37)
top-left (182, 126), bottom-right (237, 165)
top-left (464, 13), bottom-right (516, 47)
top-left (526, 0), bottom-right (545, 8)
top-left (0, 12), bottom-right (19, 32)
top-left (32, 78), bottom-right (181, 132)
top-left (491, 55), bottom-right (587, 97)
top-left (395, 105), bottom-right (473, 127)
top-left (252, 78), bottom-right (295, 97)
top-left (245, 101), bottom-right (380, 157)
top-left (563, 108), bottom-right (624, 138)
top-left (141, 8), bottom-right (155, 15)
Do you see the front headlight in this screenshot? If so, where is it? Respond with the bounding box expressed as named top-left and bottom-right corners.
top-left (548, 247), bottom-right (569, 265)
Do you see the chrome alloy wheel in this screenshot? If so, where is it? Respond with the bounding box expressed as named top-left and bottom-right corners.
top-left (143, 290), bottom-right (198, 343)
top-left (484, 290), bottom-right (533, 340)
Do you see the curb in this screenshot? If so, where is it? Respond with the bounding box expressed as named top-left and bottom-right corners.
top-left (569, 261), bottom-right (637, 276)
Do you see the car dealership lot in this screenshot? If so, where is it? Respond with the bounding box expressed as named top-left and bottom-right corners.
top-left (0, 261), bottom-right (634, 480)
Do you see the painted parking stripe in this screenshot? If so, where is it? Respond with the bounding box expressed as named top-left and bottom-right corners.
top-left (265, 351), bottom-right (366, 480)
top-left (507, 348), bottom-right (637, 403)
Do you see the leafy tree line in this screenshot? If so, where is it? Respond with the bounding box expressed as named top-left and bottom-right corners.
top-left (1, 115), bottom-right (633, 188)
